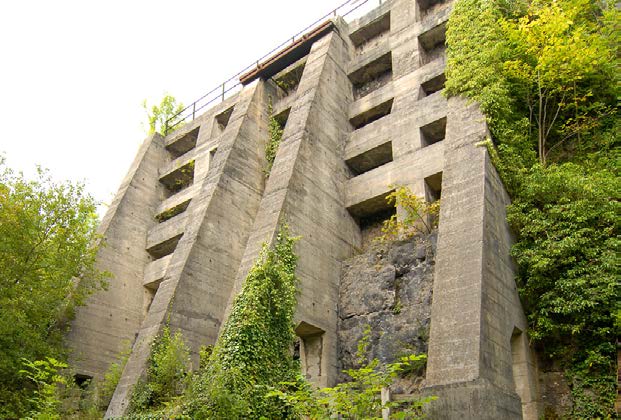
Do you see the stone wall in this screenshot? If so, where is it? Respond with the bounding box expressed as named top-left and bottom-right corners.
top-left (338, 233), bottom-right (436, 392)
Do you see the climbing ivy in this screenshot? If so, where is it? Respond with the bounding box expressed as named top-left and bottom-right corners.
top-left (264, 100), bottom-right (285, 177)
top-left (446, 0), bottom-right (619, 416)
top-left (128, 326), bottom-right (191, 414)
top-left (184, 225), bottom-right (300, 419)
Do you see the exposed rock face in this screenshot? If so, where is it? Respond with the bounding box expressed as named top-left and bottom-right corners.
top-left (337, 232), bottom-right (437, 388)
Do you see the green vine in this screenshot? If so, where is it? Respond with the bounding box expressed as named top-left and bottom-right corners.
top-left (264, 100), bottom-right (285, 177)
top-left (184, 225), bottom-right (300, 419)
top-left (128, 326), bottom-right (191, 415)
top-left (266, 325), bottom-right (435, 419)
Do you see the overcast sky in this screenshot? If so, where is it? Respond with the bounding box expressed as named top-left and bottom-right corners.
top-left (0, 0), bottom-right (378, 213)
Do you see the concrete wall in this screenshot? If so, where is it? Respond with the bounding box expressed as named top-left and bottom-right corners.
top-left (223, 24), bottom-right (360, 388)
top-left (67, 133), bottom-right (167, 380)
top-left (65, 1), bottom-right (543, 418)
top-left (425, 97), bottom-right (540, 419)
top-left (105, 82), bottom-right (269, 417)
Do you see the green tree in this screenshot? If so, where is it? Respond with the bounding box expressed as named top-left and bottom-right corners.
top-left (501, 0), bottom-right (617, 165)
top-left (446, 0), bottom-right (619, 415)
top-left (0, 158), bottom-right (107, 418)
top-left (143, 94), bottom-right (185, 136)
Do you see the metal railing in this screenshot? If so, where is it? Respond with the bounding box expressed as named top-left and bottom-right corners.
top-left (165, 0), bottom-right (384, 134)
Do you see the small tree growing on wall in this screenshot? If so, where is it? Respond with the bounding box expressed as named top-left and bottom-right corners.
top-left (143, 94), bottom-right (185, 136)
top-left (377, 185), bottom-right (440, 243)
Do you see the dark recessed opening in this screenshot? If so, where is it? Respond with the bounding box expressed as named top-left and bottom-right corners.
top-left (155, 199), bottom-right (191, 223)
top-left (147, 234), bottom-right (183, 260)
top-left (74, 374), bottom-right (93, 389)
top-left (425, 172), bottom-right (442, 227)
top-left (420, 117), bottom-right (446, 147)
top-left (346, 141), bottom-right (393, 176)
top-left (425, 172), bottom-right (442, 202)
top-left (167, 127), bottom-right (199, 159)
top-left (160, 160), bottom-right (195, 196)
top-left (350, 12), bottom-right (391, 50)
top-left (347, 190), bottom-right (396, 247)
top-left (273, 108), bottom-right (290, 128)
top-left (273, 62), bottom-right (306, 95)
top-left (350, 98), bottom-right (394, 130)
top-left (213, 106), bottom-right (235, 136)
top-left (418, 22), bottom-right (447, 66)
top-left (349, 52), bottom-right (393, 100)
top-left (417, 0), bottom-right (449, 19)
top-left (419, 73), bottom-right (446, 98)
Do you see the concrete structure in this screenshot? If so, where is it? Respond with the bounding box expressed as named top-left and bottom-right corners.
top-left (67, 0), bottom-right (542, 418)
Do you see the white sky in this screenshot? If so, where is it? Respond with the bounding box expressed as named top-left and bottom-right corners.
top-left (0, 0), bottom-right (378, 214)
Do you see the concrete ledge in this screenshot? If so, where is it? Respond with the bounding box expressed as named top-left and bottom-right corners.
top-left (347, 37), bottom-right (391, 75)
top-left (155, 185), bottom-right (199, 216)
top-left (146, 213), bottom-right (188, 252)
top-left (143, 255), bottom-right (172, 288)
top-left (423, 379), bottom-right (522, 420)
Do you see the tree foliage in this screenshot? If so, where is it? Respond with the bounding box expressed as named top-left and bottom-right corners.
top-left (143, 94), bottom-right (185, 136)
top-left (0, 158), bottom-right (107, 418)
top-left (267, 326), bottom-right (435, 419)
top-left (446, 0), bottom-right (619, 416)
top-left (377, 185), bottom-right (440, 243)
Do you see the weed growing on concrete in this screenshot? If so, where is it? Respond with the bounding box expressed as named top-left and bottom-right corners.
top-left (377, 185), bottom-right (440, 243)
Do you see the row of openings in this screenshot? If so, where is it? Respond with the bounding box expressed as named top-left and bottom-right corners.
top-left (345, 115), bottom-right (445, 180)
top-left (348, 0), bottom-right (448, 54)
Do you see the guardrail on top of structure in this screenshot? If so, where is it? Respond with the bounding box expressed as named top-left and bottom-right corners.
top-left (164, 0), bottom-right (385, 134)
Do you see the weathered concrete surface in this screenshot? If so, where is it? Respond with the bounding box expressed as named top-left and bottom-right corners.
top-left (105, 82), bottom-right (268, 418)
top-left (67, 132), bottom-right (167, 380)
top-left (425, 96), bottom-right (541, 419)
top-left (223, 24), bottom-right (360, 388)
top-left (66, 1), bottom-right (544, 418)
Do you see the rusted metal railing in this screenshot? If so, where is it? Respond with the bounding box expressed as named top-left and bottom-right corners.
top-left (164, 0), bottom-right (383, 134)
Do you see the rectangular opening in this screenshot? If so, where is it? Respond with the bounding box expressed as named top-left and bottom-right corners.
top-left (273, 108), bottom-right (290, 128)
top-left (350, 12), bottom-right (390, 51)
top-left (212, 106), bottom-right (235, 137)
top-left (273, 61), bottom-right (306, 95)
top-left (147, 233), bottom-right (183, 260)
top-left (350, 98), bottom-right (394, 130)
top-left (74, 374), bottom-right (93, 389)
top-left (417, 0), bottom-right (450, 19)
top-left (418, 22), bottom-right (447, 66)
top-left (347, 190), bottom-right (396, 247)
top-left (425, 172), bottom-right (442, 228)
top-left (346, 141), bottom-right (393, 176)
top-left (420, 116), bottom-right (446, 147)
top-left (424, 172), bottom-right (442, 202)
top-left (143, 283), bottom-right (159, 316)
top-left (349, 52), bottom-right (392, 100)
top-left (155, 199), bottom-right (190, 223)
top-left (160, 160), bottom-right (195, 196)
top-left (167, 127), bottom-right (199, 159)
top-left (419, 73), bottom-right (446, 98)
